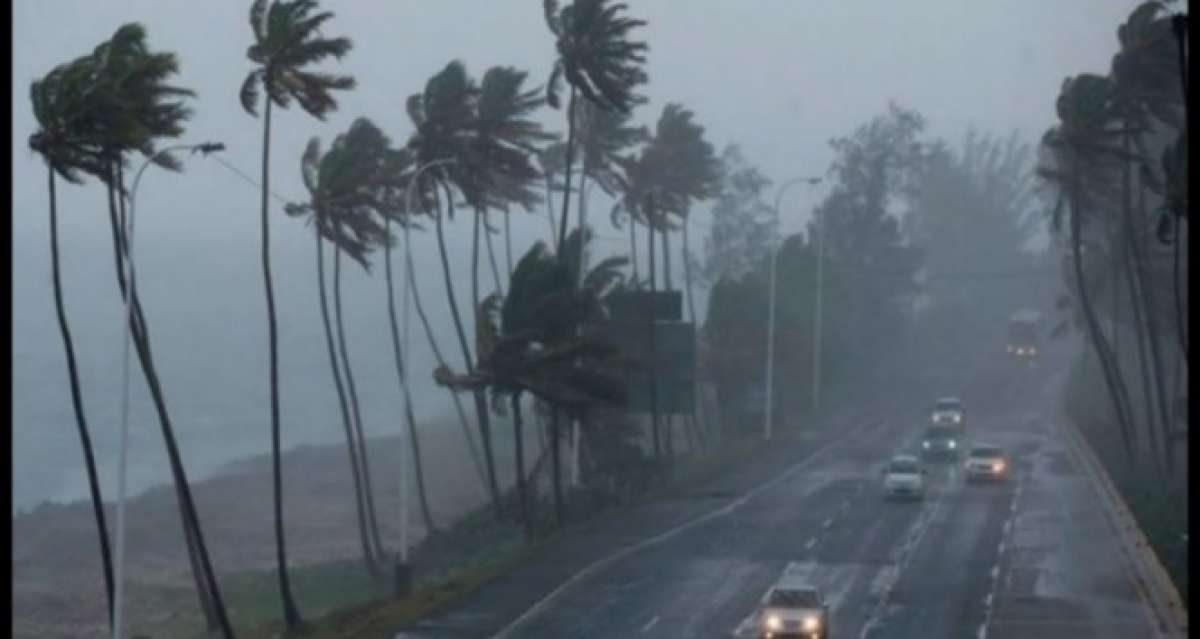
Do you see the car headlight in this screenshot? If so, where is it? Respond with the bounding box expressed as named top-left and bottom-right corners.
top-left (1030, 347), bottom-right (1037, 355)
top-left (953, 414), bottom-right (961, 423)
top-left (949, 440), bottom-right (957, 449)
top-left (763, 614), bottom-right (782, 631)
top-left (993, 461), bottom-right (1005, 473)
top-left (923, 441), bottom-right (931, 449)
top-left (802, 615), bottom-right (820, 631)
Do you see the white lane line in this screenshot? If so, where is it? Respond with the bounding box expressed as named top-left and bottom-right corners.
top-left (823, 517), bottom-right (835, 529)
top-left (640, 616), bottom-right (659, 633)
top-left (805, 537), bottom-right (818, 550)
top-left (491, 417), bottom-right (886, 638)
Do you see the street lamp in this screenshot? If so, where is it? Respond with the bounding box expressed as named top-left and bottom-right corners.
top-left (764, 176), bottom-right (822, 441)
top-left (113, 141), bottom-right (223, 639)
top-left (395, 158), bottom-right (455, 595)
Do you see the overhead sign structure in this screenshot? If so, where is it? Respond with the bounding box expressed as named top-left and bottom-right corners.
top-left (595, 317), bottom-right (695, 415)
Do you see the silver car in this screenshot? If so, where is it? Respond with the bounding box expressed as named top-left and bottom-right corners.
top-left (757, 581), bottom-right (829, 639)
top-left (930, 397), bottom-right (965, 426)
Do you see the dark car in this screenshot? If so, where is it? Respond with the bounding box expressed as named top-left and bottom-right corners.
top-left (921, 425), bottom-right (961, 461)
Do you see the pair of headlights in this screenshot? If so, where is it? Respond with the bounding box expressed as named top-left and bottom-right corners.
top-left (923, 440), bottom-right (956, 449)
top-left (764, 614), bottom-right (820, 632)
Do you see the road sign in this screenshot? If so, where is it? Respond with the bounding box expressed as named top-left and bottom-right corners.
top-left (594, 319), bottom-right (695, 414)
top-left (607, 290), bottom-right (683, 322)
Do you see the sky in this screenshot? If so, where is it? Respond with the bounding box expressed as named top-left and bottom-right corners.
top-left (11, 0), bottom-right (1142, 510)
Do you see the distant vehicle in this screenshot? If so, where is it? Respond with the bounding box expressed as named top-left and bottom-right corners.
top-left (930, 397), bottom-right (965, 427)
top-left (921, 425), bottom-right (961, 461)
top-left (964, 445), bottom-right (1009, 482)
top-left (881, 454), bottom-right (926, 500)
top-left (1006, 310), bottom-right (1041, 361)
top-left (757, 580), bottom-right (829, 639)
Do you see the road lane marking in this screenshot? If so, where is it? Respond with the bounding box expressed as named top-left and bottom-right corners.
top-left (805, 537), bottom-right (818, 550)
top-left (822, 517), bottom-right (834, 529)
top-left (491, 417), bottom-right (888, 638)
top-left (640, 616), bottom-right (659, 633)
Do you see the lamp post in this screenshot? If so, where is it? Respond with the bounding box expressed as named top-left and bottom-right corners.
top-left (394, 158), bottom-right (455, 596)
top-left (113, 141), bottom-right (223, 639)
top-left (764, 176), bottom-right (822, 441)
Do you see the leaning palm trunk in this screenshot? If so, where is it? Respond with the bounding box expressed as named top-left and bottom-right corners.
top-left (316, 230), bottom-right (379, 573)
top-left (484, 214), bottom-right (505, 298)
top-left (557, 87), bottom-right (579, 252)
top-left (106, 174), bottom-right (232, 636)
top-left (646, 198), bottom-right (662, 461)
top-left (257, 100), bottom-right (303, 627)
top-left (1127, 222), bottom-right (1175, 475)
top-left (333, 244), bottom-right (387, 559)
top-left (49, 168), bottom-right (115, 627)
top-left (681, 223), bottom-right (709, 450)
top-left (1124, 245), bottom-right (1162, 471)
top-left (629, 216), bottom-right (639, 284)
top-left (405, 246), bottom-right (488, 490)
top-left (511, 393), bottom-right (532, 540)
top-left (384, 216), bottom-right (436, 533)
top-left (436, 184), bottom-right (502, 517)
top-left (660, 228), bottom-right (676, 458)
top-left (1068, 181), bottom-right (1138, 460)
top-left (504, 209), bottom-right (514, 281)
top-left (544, 176), bottom-right (559, 244)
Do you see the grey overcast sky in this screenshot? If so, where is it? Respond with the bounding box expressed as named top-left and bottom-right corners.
top-left (12, 1), bottom-right (1138, 509)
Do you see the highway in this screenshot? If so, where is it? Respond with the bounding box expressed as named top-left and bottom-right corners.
top-left (396, 352), bottom-right (1169, 638)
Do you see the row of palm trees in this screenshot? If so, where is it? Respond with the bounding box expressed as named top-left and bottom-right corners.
top-left (30, 0), bottom-right (736, 636)
top-left (1038, 0), bottom-right (1187, 476)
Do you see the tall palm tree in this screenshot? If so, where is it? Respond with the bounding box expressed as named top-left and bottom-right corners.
top-left (405, 60), bottom-right (505, 517)
top-left (284, 123), bottom-right (399, 575)
top-left (543, 0), bottom-right (649, 252)
top-left (29, 57), bottom-right (117, 627)
top-left (1039, 73), bottom-right (1141, 461)
top-left (240, 0), bottom-right (354, 627)
top-left (41, 25), bottom-right (236, 635)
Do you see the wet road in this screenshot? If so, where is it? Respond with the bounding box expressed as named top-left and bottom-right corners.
top-left (398, 356), bottom-right (1166, 638)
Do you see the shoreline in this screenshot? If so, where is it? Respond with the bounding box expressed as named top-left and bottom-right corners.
top-left (13, 420), bottom-right (512, 639)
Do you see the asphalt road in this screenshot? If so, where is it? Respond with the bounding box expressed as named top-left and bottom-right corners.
top-left (397, 353), bottom-right (1164, 638)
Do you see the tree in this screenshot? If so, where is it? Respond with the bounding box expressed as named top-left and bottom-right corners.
top-left (405, 60), bottom-right (506, 518)
top-left (240, 0), bottom-right (354, 627)
top-left (543, 0), bottom-right (648, 252)
top-left (434, 241), bottom-right (627, 537)
top-left (695, 145), bottom-right (778, 286)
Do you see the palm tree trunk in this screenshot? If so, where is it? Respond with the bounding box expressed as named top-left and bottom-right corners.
top-left (505, 209), bottom-right (514, 281)
top-left (406, 244), bottom-right (488, 491)
top-left (108, 169), bottom-right (232, 636)
top-left (681, 223), bottom-right (708, 451)
top-left (660, 228), bottom-right (674, 458)
top-left (647, 197), bottom-right (662, 461)
top-left (473, 210), bottom-right (482, 338)
top-left (550, 407), bottom-right (564, 525)
top-left (512, 393), bottom-right (531, 540)
top-left (1128, 222), bottom-right (1175, 475)
top-left (484, 214), bottom-right (505, 298)
top-left (544, 176), bottom-right (559, 244)
top-left (49, 168), bottom-right (115, 628)
top-left (557, 86), bottom-right (578, 253)
top-left (333, 244), bottom-right (387, 559)
top-left (436, 183), bottom-right (502, 517)
top-left (316, 230), bottom-right (378, 574)
top-left (384, 217), bottom-right (436, 534)
top-left (1125, 240), bottom-right (1162, 471)
top-left (1068, 183), bottom-right (1137, 460)
top-left (258, 99), bottom-right (303, 627)
top-left (106, 172), bottom-right (219, 629)
top-left (630, 216), bottom-right (639, 285)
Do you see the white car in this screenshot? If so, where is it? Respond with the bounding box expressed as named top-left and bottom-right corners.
top-left (931, 397), bottom-right (965, 426)
top-left (881, 454), bottom-right (926, 499)
top-left (757, 580), bottom-right (829, 639)
top-left (964, 445), bottom-right (1009, 482)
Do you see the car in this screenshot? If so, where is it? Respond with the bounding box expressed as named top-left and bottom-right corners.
top-left (881, 454), bottom-right (926, 500)
top-left (920, 425), bottom-right (961, 461)
top-left (964, 445), bottom-right (1009, 482)
top-left (930, 397), bottom-right (965, 426)
top-left (757, 580), bottom-right (829, 639)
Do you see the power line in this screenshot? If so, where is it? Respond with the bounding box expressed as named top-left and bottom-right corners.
top-left (210, 156), bottom-right (296, 206)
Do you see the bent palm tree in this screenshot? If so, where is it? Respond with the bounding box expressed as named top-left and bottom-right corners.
top-left (543, 0), bottom-right (649, 251)
top-left (241, 0), bottom-right (354, 626)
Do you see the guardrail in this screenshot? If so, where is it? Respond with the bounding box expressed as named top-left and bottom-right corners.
top-left (1058, 415), bottom-right (1188, 638)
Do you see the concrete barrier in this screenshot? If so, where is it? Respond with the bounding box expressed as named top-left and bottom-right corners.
top-left (1057, 416), bottom-right (1188, 638)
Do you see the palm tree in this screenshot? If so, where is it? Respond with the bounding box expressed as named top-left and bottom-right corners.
top-left (405, 60), bottom-right (506, 517)
top-left (240, 0), bottom-right (354, 627)
top-left (1039, 74), bottom-right (1141, 461)
top-left (435, 242), bottom-right (627, 537)
top-left (29, 56), bottom-right (117, 628)
top-left (41, 25), bottom-right (236, 635)
top-left (543, 0), bottom-right (649, 252)
top-left (284, 122), bottom-right (400, 575)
